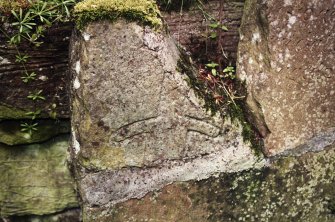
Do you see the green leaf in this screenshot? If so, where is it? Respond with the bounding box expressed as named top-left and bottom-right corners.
top-left (221, 25), bottom-right (228, 31)
top-left (211, 69), bottom-right (217, 76)
top-left (223, 66), bottom-right (235, 73)
top-left (11, 10), bottom-right (19, 20)
top-left (27, 90), bottom-right (45, 101)
top-left (206, 62), bottom-right (219, 68)
top-left (209, 22), bottom-right (219, 28)
top-left (209, 32), bottom-right (217, 39)
top-left (15, 54), bottom-right (29, 63)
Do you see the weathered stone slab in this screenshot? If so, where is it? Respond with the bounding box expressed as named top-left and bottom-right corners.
top-left (86, 144), bottom-right (335, 222)
top-left (0, 135), bottom-right (78, 216)
top-left (0, 119), bottom-right (70, 146)
top-left (0, 24), bottom-right (72, 119)
top-left (70, 18), bottom-right (265, 213)
top-left (237, 0), bottom-right (335, 155)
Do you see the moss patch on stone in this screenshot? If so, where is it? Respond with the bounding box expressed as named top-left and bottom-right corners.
top-left (74, 0), bottom-right (162, 29)
top-left (0, 104), bottom-right (27, 120)
top-left (0, 0), bottom-right (30, 15)
top-left (177, 49), bottom-right (263, 156)
top-left (78, 146), bottom-right (126, 170)
top-left (0, 135), bottom-right (78, 216)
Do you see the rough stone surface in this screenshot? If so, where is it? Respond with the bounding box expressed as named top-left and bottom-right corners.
top-left (0, 119), bottom-right (70, 146)
top-left (86, 144), bottom-right (335, 222)
top-left (70, 20), bottom-right (264, 213)
top-left (0, 135), bottom-right (78, 216)
top-left (237, 0), bottom-right (335, 156)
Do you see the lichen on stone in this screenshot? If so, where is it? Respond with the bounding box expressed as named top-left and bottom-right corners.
top-left (74, 0), bottom-right (162, 29)
top-left (99, 145), bottom-right (335, 221)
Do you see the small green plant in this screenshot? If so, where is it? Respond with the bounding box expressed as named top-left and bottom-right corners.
top-left (27, 90), bottom-right (46, 101)
top-left (11, 8), bottom-right (36, 31)
top-left (205, 62), bottom-right (219, 76)
top-left (15, 54), bottom-right (29, 63)
top-left (25, 109), bottom-right (41, 120)
top-left (209, 21), bottom-right (228, 31)
top-left (21, 71), bottom-right (37, 83)
top-left (223, 65), bottom-right (235, 79)
top-left (20, 122), bottom-right (38, 135)
top-left (6, 0), bottom-right (76, 45)
top-left (208, 21), bottom-right (228, 39)
top-left (0, 0), bottom-right (75, 134)
top-left (201, 63), bottom-right (242, 107)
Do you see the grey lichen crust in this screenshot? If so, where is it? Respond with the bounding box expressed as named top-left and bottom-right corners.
top-left (69, 19), bottom-right (265, 211)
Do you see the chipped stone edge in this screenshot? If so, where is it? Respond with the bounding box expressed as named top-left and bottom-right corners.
top-left (271, 127), bottom-right (335, 159)
top-left (81, 145), bottom-right (267, 208)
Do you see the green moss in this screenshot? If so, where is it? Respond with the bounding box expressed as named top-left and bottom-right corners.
top-left (78, 146), bottom-right (126, 170)
top-left (195, 146), bottom-right (335, 221)
top-left (0, 135), bottom-right (78, 216)
top-left (0, 0), bottom-right (30, 14)
top-left (74, 0), bottom-right (162, 29)
top-left (90, 146), bottom-right (335, 221)
top-left (229, 102), bottom-right (264, 156)
top-left (0, 104), bottom-right (27, 120)
top-left (177, 50), bottom-right (263, 156)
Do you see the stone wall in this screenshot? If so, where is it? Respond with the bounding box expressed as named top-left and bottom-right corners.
top-left (85, 144), bottom-right (335, 222)
top-left (69, 0), bottom-right (335, 220)
top-left (1, 0), bottom-right (335, 221)
top-left (0, 13), bottom-right (78, 222)
top-left (69, 19), bottom-right (265, 219)
top-left (0, 0), bottom-right (247, 220)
